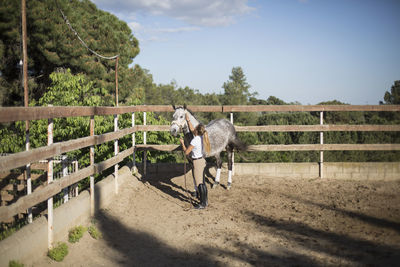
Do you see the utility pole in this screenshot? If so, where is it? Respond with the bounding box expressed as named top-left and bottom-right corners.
top-left (21, 0), bottom-right (32, 223)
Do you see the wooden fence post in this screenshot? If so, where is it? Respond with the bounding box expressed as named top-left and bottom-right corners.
top-left (47, 115), bottom-right (54, 249)
top-left (114, 114), bottom-right (119, 194)
top-left (74, 161), bottom-right (79, 197)
top-left (319, 111), bottom-right (324, 178)
top-left (62, 155), bottom-right (68, 203)
top-left (230, 112), bottom-right (235, 175)
top-left (21, 0), bottom-right (32, 224)
top-left (143, 111), bottom-right (147, 178)
top-left (132, 112), bottom-right (136, 172)
top-left (25, 125), bottom-right (32, 223)
top-left (90, 115), bottom-right (95, 215)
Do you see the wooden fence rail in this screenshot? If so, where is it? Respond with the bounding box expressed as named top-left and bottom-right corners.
top-left (2, 104), bottom-right (400, 123)
top-left (0, 104), bottom-right (399, 241)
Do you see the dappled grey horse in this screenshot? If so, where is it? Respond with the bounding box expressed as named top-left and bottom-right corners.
top-left (170, 105), bottom-right (247, 190)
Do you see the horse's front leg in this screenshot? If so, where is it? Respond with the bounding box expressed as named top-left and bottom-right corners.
top-left (212, 154), bottom-right (222, 189)
top-left (226, 145), bottom-right (234, 190)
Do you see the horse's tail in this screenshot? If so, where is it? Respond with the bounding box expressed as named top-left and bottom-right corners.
top-left (232, 135), bottom-right (248, 152)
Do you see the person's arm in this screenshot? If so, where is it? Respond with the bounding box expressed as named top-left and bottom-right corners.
top-left (180, 138), bottom-right (194, 156)
top-left (186, 113), bottom-right (195, 133)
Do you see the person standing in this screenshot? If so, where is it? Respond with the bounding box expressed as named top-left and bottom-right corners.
top-left (180, 118), bottom-right (211, 209)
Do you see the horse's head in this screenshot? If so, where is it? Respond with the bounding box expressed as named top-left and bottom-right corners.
top-left (170, 105), bottom-right (189, 137)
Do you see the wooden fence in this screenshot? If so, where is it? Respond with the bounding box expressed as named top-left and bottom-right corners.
top-left (0, 104), bottom-right (399, 247)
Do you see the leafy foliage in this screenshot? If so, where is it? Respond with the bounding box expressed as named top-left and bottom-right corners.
top-left (382, 80), bottom-right (400, 105)
top-left (0, 0), bottom-right (139, 106)
top-left (48, 242), bottom-right (68, 262)
top-left (68, 225), bottom-right (87, 243)
top-left (222, 66), bottom-right (256, 105)
top-left (88, 224), bottom-right (102, 240)
top-left (8, 260), bottom-right (24, 267)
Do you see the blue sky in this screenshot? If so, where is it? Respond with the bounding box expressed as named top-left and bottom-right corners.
top-left (92, 0), bottom-right (400, 105)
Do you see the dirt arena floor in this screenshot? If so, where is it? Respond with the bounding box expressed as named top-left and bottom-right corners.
top-left (32, 168), bottom-right (400, 266)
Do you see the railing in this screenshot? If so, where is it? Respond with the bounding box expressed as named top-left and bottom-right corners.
top-left (0, 104), bottom-right (399, 247)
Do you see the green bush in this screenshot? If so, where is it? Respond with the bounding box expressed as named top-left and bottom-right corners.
top-left (68, 225), bottom-right (87, 243)
top-left (48, 242), bottom-right (68, 262)
top-left (88, 225), bottom-right (102, 240)
top-left (8, 260), bottom-right (24, 267)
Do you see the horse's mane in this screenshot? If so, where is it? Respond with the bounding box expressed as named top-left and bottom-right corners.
top-left (174, 105), bottom-right (200, 123)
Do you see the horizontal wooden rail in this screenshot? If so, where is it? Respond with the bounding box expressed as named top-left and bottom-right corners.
top-left (136, 144), bottom-right (400, 152)
top-left (2, 105), bottom-right (399, 123)
top-left (134, 125), bottom-right (171, 131)
top-left (133, 105), bottom-right (222, 112)
top-left (129, 124), bottom-right (400, 132)
top-left (0, 127), bottom-right (136, 173)
top-left (234, 125), bottom-right (400, 132)
top-left (246, 144), bottom-right (400, 151)
top-left (0, 106), bottom-right (139, 123)
top-left (0, 147), bottom-right (133, 221)
top-left (0, 105), bottom-right (224, 123)
top-left (223, 105), bottom-right (400, 112)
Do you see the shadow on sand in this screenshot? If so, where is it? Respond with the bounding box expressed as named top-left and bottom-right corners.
top-left (95, 210), bottom-right (216, 266)
top-left (135, 162), bottom-right (218, 206)
top-left (95, 209), bottom-right (322, 266)
top-left (243, 210), bottom-right (400, 266)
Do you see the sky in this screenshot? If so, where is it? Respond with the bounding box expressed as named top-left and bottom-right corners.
top-left (92, 0), bottom-right (400, 105)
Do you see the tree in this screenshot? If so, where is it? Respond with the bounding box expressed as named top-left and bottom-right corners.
top-left (382, 80), bottom-right (400, 105)
top-left (0, 0), bottom-right (139, 106)
top-left (221, 67), bottom-right (258, 125)
top-left (222, 67), bottom-right (256, 105)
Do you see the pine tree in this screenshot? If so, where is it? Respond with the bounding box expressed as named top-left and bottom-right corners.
top-left (0, 0), bottom-right (139, 106)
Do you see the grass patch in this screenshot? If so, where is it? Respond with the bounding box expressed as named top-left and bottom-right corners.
top-left (48, 242), bottom-right (68, 262)
top-left (68, 225), bottom-right (87, 243)
top-left (88, 225), bottom-right (102, 240)
top-left (8, 260), bottom-right (24, 267)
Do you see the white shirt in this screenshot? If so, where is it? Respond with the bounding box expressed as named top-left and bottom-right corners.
top-left (190, 135), bottom-right (203, 159)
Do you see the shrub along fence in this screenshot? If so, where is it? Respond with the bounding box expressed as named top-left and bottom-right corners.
top-left (0, 104), bottom-right (399, 248)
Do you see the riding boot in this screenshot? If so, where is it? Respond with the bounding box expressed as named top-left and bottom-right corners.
top-left (202, 183), bottom-right (208, 207)
top-left (194, 184), bottom-right (206, 209)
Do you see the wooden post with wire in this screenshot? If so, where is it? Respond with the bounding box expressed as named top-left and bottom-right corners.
top-left (21, 0), bottom-right (32, 224)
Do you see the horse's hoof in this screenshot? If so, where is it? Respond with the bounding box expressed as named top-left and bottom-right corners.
top-left (227, 182), bottom-right (232, 190)
top-left (212, 182), bottom-right (219, 189)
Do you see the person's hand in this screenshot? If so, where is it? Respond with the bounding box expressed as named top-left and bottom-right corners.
top-left (179, 138), bottom-right (184, 145)
top-left (185, 113), bottom-right (190, 121)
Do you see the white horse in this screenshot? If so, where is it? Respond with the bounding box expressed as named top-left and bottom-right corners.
top-left (170, 105), bottom-right (247, 189)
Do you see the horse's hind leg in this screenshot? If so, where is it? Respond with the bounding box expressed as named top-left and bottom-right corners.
top-left (226, 144), bottom-right (234, 190)
top-left (212, 154), bottom-right (222, 189)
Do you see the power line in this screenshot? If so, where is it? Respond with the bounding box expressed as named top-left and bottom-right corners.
top-left (56, 1), bottom-right (119, 60)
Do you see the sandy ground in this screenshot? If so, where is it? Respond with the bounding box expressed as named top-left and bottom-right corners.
top-left (31, 168), bottom-right (400, 267)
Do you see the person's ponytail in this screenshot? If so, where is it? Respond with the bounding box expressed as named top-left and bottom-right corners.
top-left (203, 130), bottom-right (211, 154)
top-left (195, 124), bottom-right (211, 154)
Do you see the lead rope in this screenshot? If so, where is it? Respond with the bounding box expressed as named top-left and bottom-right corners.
top-left (182, 136), bottom-right (194, 211)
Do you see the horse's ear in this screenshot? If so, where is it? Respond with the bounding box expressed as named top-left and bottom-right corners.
top-left (183, 103), bottom-right (187, 110)
top-left (172, 104), bottom-right (176, 110)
